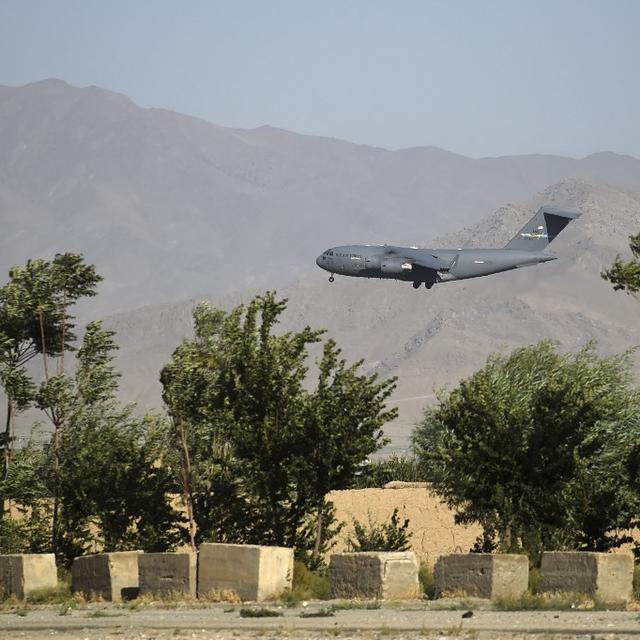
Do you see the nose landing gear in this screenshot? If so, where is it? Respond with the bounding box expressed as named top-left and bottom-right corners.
top-left (329, 275), bottom-right (335, 283)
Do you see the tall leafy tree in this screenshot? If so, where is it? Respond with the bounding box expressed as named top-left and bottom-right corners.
top-left (161, 292), bottom-right (397, 561)
top-left (300, 339), bottom-right (396, 560)
top-left (0, 272), bottom-right (52, 500)
top-left (413, 341), bottom-right (640, 559)
top-left (53, 321), bottom-right (185, 564)
top-left (0, 254), bottom-right (99, 523)
top-left (161, 302), bottom-right (249, 550)
top-left (20, 254), bottom-right (102, 552)
top-left (602, 232), bottom-right (640, 294)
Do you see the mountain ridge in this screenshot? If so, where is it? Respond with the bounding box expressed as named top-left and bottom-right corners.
top-left (2, 79), bottom-right (640, 317)
top-left (98, 177), bottom-right (640, 452)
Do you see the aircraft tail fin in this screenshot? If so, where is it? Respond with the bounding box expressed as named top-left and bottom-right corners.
top-left (505, 206), bottom-right (581, 251)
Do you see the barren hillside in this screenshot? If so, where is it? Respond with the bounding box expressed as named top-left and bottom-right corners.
top-left (2, 80), bottom-right (640, 315)
top-left (102, 178), bottom-right (640, 452)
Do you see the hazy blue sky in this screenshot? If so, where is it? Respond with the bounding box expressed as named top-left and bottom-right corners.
top-left (1, 0), bottom-right (638, 158)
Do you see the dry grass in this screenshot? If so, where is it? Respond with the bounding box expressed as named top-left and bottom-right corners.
top-left (239, 607), bottom-right (283, 618)
top-left (492, 591), bottom-right (628, 611)
top-left (198, 588), bottom-right (241, 603)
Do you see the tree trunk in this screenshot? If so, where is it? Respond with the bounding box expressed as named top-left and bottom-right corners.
top-left (313, 496), bottom-right (324, 558)
top-left (39, 309), bottom-right (49, 382)
top-left (179, 422), bottom-right (197, 551)
top-left (2, 397), bottom-right (12, 482)
top-left (51, 426), bottom-right (60, 554)
top-left (58, 292), bottom-right (67, 375)
top-left (0, 397), bottom-right (13, 523)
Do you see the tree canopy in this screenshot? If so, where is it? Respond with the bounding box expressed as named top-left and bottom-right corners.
top-left (602, 232), bottom-right (640, 294)
top-left (161, 292), bottom-right (397, 562)
top-left (0, 256), bottom-right (184, 563)
top-left (412, 340), bottom-right (640, 559)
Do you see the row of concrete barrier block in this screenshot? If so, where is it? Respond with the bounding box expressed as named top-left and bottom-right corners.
top-left (71, 544), bottom-right (294, 602)
top-left (0, 544), bottom-right (294, 602)
top-left (0, 547), bottom-right (635, 603)
top-left (433, 552), bottom-right (635, 603)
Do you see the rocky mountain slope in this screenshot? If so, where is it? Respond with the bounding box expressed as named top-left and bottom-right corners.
top-left (103, 178), bottom-right (640, 451)
top-left (3, 80), bottom-right (640, 316)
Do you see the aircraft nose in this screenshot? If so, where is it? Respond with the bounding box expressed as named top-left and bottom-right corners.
top-left (316, 255), bottom-right (324, 269)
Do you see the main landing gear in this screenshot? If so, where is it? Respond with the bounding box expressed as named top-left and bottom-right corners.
top-left (413, 281), bottom-right (434, 290)
top-left (328, 274), bottom-right (335, 283)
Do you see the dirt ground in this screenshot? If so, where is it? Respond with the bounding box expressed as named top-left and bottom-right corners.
top-left (3, 600), bottom-right (640, 640)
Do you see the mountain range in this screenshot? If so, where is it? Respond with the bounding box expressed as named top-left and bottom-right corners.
top-left (1, 80), bottom-right (639, 449)
top-left (2, 79), bottom-right (640, 315)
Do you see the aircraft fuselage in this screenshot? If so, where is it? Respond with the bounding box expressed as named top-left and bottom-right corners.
top-left (316, 206), bottom-right (579, 289)
top-left (316, 245), bottom-right (555, 287)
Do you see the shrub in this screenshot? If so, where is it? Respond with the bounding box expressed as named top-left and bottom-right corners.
top-left (280, 561), bottom-right (331, 605)
top-left (347, 508), bottom-right (412, 552)
top-left (418, 562), bottom-right (435, 599)
top-left (352, 455), bottom-right (423, 489)
top-left (239, 607), bottom-right (283, 617)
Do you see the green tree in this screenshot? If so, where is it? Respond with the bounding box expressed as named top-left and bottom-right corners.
top-left (160, 302), bottom-right (251, 550)
top-left (0, 269), bottom-right (58, 508)
top-left (161, 293), bottom-right (397, 562)
top-left (412, 341), bottom-right (640, 559)
top-left (350, 454), bottom-right (423, 489)
top-left (0, 428), bottom-right (51, 554)
top-left (300, 339), bottom-right (396, 560)
top-left (0, 254), bottom-right (101, 546)
top-left (602, 232), bottom-right (640, 294)
top-left (53, 321), bottom-right (185, 565)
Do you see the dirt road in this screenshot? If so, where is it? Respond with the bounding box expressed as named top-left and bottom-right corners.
top-left (2, 600), bottom-right (640, 640)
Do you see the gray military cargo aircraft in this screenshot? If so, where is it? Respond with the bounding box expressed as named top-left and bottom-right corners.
top-left (316, 206), bottom-right (580, 289)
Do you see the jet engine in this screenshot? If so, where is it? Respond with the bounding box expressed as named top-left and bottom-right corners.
top-left (380, 258), bottom-right (413, 274)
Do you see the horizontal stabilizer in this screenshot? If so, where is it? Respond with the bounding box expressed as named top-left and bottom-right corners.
top-left (505, 206), bottom-right (581, 252)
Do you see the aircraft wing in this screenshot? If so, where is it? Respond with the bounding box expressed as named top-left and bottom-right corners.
top-left (412, 253), bottom-right (453, 271)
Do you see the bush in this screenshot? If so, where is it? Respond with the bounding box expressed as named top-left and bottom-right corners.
top-left (418, 562), bottom-right (435, 599)
top-left (347, 508), bottom-right (412, 552)
top-left (528, 567), bottom-right (542, 594)
top-left (634, 564), bottom-right (640, 599)
top-left (351, 455), bottom-right (423, 489)
top-left (26, 583), bottom-right (72, 605)
top-left (239, 607), bottom-right (283, 618)
top-left (280, 561), bottom-right (331, 605)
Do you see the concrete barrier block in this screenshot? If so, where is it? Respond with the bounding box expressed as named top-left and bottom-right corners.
top-left (434, 553), bottom-right (528, 599)
top-left (72, 551), bottom-right (142, 602)
top-left (540, 552), bottom-right (633, 602)
top-left (330, 552), bottom-right (420, 599)
top-left (139, 552), bottom-right (197, 597)
top-left (0, 554), bottom-right (58, 600)
top-left (197, 543), bottom-right (293, 601)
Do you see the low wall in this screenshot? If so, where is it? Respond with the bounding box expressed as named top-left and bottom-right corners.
top-left (328, 483), bottom-right (482, 566)
top-left (5, 484), bottom-right (481, 566)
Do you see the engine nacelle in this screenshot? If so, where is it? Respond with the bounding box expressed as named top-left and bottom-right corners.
top-left (380, 258), bottom-right (413, 274)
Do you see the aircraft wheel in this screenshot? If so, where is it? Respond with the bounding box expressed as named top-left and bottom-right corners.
top-left (412, 281), bottom-right (421, 289)
top-left (425, 282), bottom-right (434, 289)
top-left (329, 275), bottom-right (335, 283)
